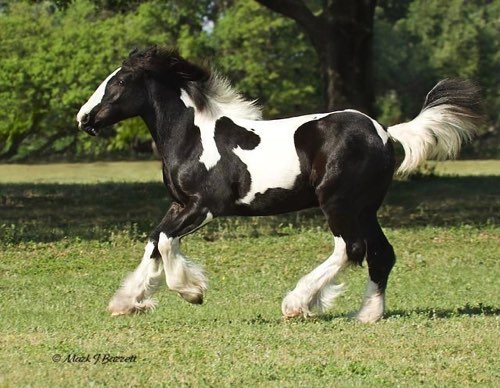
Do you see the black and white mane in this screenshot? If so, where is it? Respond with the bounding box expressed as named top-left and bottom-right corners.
top-left (124, 47), bottom-right (262, 120)
top-left (77, 47), bottom-right (482, 322)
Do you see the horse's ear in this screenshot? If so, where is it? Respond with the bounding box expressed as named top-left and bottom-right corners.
top-left (150, 48), bottom-right (208, 82)
top-left (130, 46), bottom-right (158, 62)
top-left (166, 50), bottom-right (209, 82)
top-left (172, 60), bottom-right (210, 83)
top-left (144, 45), bottom-right (158, 58)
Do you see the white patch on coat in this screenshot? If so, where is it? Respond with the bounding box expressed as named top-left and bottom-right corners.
top-left (282, 236), bottom-right (348, 318)
top-left (180, 73), bottom-right (261, 171)
top-left (181, 90), bottom-right (221, 169)
top-left (232, 113), bottom-right (331, 205)
top-left (180, 80), bottom-right (388, 185)
top-left (355, 280), bottom-right (385, 323)
top-left (202, 211), bottom-right (214, 226)
top-left (77, 68), bottom-right (121, 125)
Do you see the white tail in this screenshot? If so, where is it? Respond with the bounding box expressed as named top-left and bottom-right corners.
top-left (387, 79), bottom-right (483, 176)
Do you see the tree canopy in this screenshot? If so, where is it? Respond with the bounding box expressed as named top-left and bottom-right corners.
top-left (0, 0), bottom-right (498, 161)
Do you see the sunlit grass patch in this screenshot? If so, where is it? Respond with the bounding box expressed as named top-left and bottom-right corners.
top-left (0, 161), bottom-right (498, 386)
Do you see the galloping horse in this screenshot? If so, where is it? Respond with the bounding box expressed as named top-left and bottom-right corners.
top-left (77, 47), bottom-right (482, 322)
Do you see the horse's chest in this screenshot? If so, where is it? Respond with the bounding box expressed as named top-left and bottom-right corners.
top-left (232, 128), bottom-right (301, 205)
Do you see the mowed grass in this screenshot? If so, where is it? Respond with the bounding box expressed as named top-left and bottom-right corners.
top-left (0, 161), bottom-right (499, 386)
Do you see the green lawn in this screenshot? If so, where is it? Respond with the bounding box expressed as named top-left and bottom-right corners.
top-left (0, 161), bottom-right (163, 184)
top-left (0, 161), bottom-right (499, 386)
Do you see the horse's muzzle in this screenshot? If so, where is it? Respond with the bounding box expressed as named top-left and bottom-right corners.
top-left (78, 113), bottom-right (98, 136)
top-left (81, 126), bottom-right (98, 136)
top-left (78, 123), bottom-right (98, 136)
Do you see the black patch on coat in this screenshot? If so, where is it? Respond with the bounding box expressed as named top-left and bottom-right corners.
top-left (181, 116), bottom-right (260, 214)
top-left (214, 117), bottom-right (260, 150)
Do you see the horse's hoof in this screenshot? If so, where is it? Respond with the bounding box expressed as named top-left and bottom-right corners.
top-left (180, 291), bottom-right (204, 304)
top-left (109, 306), bottom-right (136, 316)
top-left (353, 311), bottom-right (383, 323)
top-left (108, 298), bottom-right (156, 316)
top-left (282, 308), bottom-right (302, 319)
top-left (110, 310), bottom-right (129, 316)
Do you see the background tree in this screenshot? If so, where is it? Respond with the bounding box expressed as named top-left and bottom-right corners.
top-left (255, 0), bottom-right (377, 114)
top-left (204, 0), bottom-right (322, 118)
top-left (373, 0), bottom-right (499, 156)
top-left (0, 0), bottom-right (497, 160)
top-left (0, 0), bottom-right (211, 160)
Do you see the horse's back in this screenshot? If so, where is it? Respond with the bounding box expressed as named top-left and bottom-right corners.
top-left (225, 110), bottom-right (394, 216)
top-left (294, 110), bottom-right (393, 171)
top-left (294, 110), bottom-right (395, 210)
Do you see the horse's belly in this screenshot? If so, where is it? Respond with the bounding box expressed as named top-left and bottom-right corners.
top-left (234, 184), bottom-right (318, 216)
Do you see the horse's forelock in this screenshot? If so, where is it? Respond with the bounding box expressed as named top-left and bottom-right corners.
top-left (122, 46), bottom-right (209, 84)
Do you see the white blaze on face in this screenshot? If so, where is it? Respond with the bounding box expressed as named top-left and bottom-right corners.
top-left (76, 68), bottom-right (121, 126)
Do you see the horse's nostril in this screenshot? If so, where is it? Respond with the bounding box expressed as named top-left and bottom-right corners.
top-left (81, 113), bottom-right (90, 125)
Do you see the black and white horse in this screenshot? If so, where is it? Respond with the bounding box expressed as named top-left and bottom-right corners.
top-left (77, 47), bottom-right (481, 322)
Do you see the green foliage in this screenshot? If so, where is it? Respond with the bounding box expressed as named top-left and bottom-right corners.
top-left (0, 0), bottom-right (321, 160)
top-left (206, 0), bottom-right (321, 118)
top-left (374, 0), bottom-right (500, 128)
top-left (0, 0), bottom-right (498, 160)
top-left (0, 0), bottom-right (209, 160)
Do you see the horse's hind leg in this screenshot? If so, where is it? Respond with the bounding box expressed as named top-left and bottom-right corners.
top-left (355, 210), bottom-right (395, 323)
top-left (108, 242), bottom-right (165, 316)
top-left (282, 199), bottom-right (365, 318)
top-left (282, 236), bottom-right (348, 318)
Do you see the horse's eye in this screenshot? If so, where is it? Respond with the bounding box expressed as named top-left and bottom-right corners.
top-left (118, 80), bottom-right (124, 86)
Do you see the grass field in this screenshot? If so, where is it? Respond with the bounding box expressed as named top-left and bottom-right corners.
top-left (1, 161), bottom-right (499, 386)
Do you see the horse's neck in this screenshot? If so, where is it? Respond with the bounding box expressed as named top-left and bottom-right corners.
top-left (141, 85), bottom-right (193, 158)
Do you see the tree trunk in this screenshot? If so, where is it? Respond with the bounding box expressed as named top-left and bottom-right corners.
top-left (255, 0), bottom-right (376, 114)
top-left (0, 131), bottom-right (31, 161)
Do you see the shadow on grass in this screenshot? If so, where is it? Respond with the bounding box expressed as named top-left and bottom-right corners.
top-left (282, 303), bottom-right (500, 324)
top-left (0, 182), bottom-right (168, 243)
top-left (381, 175), bottom-right (499, 228)
top-left (237, 303), bottom-right (500, 326)
top-left (1, 175), bottom-right (499, 243)
top-left (384, 303), bottom-right (500, 320)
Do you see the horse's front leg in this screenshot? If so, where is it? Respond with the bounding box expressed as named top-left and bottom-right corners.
top-left (107, 201), bottom-right (212, 316)
top-left (107, 241), bottom-right (165, 316)
top-left (151, 202), bottom-right (213, 304)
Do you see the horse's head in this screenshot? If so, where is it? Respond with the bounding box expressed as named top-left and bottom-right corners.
top-left (77, 47), bottom-right (210, 136)
top-left (76, 62), bottom-right (148, 136)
